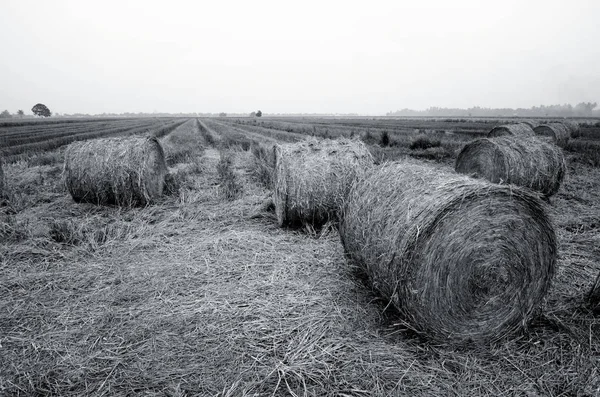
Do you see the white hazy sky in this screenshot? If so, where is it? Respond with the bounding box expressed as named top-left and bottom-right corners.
top-left (1, 0), bottom-right (599, 115)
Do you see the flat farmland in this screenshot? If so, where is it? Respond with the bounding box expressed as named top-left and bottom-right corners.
top-left (1, 117), bottom-right (599, 396)
top-left (0, 118), bottom-right (187, 162)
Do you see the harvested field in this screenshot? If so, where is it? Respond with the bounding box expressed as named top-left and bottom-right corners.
top-left (1, 117), bottom-right (599, 396)
top-left (64, 135), bottom-right (168, 206)
top-left (455, 135), bottom-right (566, 196)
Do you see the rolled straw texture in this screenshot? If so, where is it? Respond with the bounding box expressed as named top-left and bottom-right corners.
top-left (339, 161), bottom-right (557, 344)
top-left (455, 135), bottom-right (566, 197)
top-left (64, 136), bottom-right (167, 206)
top-left (273, 138), bottom-right (373, 228)
top-left (488, 123), bottom-right (535, 138)
top-left (534, 123), bottom-right (570, 147)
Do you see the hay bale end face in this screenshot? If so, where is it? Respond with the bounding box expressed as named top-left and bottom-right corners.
top-left (488, 123), bottom-right (535, 138)
top-left (455, 135), bottom-right (566, 197)
top-left (64, 136), bottom-right (168, 206)
top-left (534, 123), bottom-right (570, 147)
top-left (273, 138), bottom-right (373, 228)
top-left (340, 161), bottom-right (557, 345)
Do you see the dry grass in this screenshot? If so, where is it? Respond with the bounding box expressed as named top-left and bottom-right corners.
top-left (340, 160), bottom-right (557, 345)
top-left (0, 158), bottom-right (4, 201)
top-left (64, 136), bottom-right (168, 207)
top-left (217, 150), bottom-right (243, 200)
top-left (0, 119), bottom-right (599, 396)
top-left (455, 135), bottom-right (566, 197)
top-left (273, 138), bottom-right (373, 228)
top-left (248, 142), bottom-right (276, 189)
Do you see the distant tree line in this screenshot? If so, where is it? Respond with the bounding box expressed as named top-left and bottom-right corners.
top-left (387, 102), bottom-right (598, 118)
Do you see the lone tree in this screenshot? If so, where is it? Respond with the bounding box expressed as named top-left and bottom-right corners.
top-left (256, 110), bottom-right (262, 117)
top-left (0, 110), bottom-right (11, 118)
top-left (219, 112), bottom-right (227, 117)
top-left (17, 109), bottom-right (24, 118)
top-left (32, 103), bottom-right (51, 117)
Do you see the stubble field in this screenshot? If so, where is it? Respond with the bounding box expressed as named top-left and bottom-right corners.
top-left (0, 117), bottom-right (599, 396)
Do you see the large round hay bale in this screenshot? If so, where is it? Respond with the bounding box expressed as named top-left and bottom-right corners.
top-left (455, 135), bottom-right (566, 197)
top-left (273, 138), bottom-right (373, 228)
top-left (339, 161), bottom-right (557, 345)
top-left (64, 136), bottom-right (167, 206)
top-left (561, 120), bottom-right (581, 138)
top-left (487, 123), bottom-right (535, 138)
top-left (534, 123), bottom-right (570, 147)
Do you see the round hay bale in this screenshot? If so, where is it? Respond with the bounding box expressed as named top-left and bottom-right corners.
top-left (339, 161), bottom-right (557, 345)
top-left (520, 120), bottom-right (540, 129)
top-left (273, 138), bottom-right (373, 228)
top-left (455, 135), bottom-right (566, 197)
top-left (64, 136), bottom-right (167, 206)
top-left (561, 120), bottom-right (581, 138)
top-left (534, 123), bottom-right (570, 147)
top-left (488, 123), bottom-right (535, 138)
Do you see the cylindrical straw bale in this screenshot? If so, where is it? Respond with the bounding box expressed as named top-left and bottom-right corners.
top-left (520, 120), bottom-right (540, 129)
top-left (339, 161), bottom-right (557, 344)
top-left (534, 123), bottom-right (570, 147)
top-left (561, 120), bottom-right (581, 138)
top-left (487, 123), bottom-right (535, 138)
top-left (64, 136), bottom-right (167, 206)
top-left (455, 135), bottom-right (566, 197)
top-left (273, 138), bottom-right (373, 228)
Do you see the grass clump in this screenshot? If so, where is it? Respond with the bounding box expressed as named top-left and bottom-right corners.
top-left (248, 143), bottom-right (275, 189)
top-left (410, 134), bottom-right (442, 150)
top-left (217, 150), bottom-right (242, 200)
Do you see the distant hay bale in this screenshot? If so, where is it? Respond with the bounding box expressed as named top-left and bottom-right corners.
top-left (520, 120), bottom-right (540, 129)
top-left (455, 135), bottom-right (566, 197)
top-left (64, 136), bottom-right (167, 206)
top-left (534, 123), bottom-right (570, 147)
top-left (273, 138), bottom-right (373, 228)
top-left (340, 161), bottom-right (557, 345)
top-left (561, 120), bottom-right (581, 138)
top-left (488, 123), bottom-right (535, 138)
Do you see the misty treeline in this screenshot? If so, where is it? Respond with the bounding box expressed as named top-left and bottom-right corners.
top-left (387, 102), bottom-right (598, 118)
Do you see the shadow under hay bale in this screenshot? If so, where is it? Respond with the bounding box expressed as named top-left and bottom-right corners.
top-left (339, 161), bottom-right (557, 345)
top-left (455, 135), bottom-right (566, 197)
top-left (63, 136), bottom-right (167, 206)
top-left (561, 120), bottom-right (581, 138)
top-left (534, 123), bottom-right (570, 147)
top-left (487, 123), bottom-right (535, 138)
top-left (273, 138), bottom-right (373, 228)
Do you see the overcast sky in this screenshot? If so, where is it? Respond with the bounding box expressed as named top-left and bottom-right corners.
top-left (1, 0), bottom-right (599, 115)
